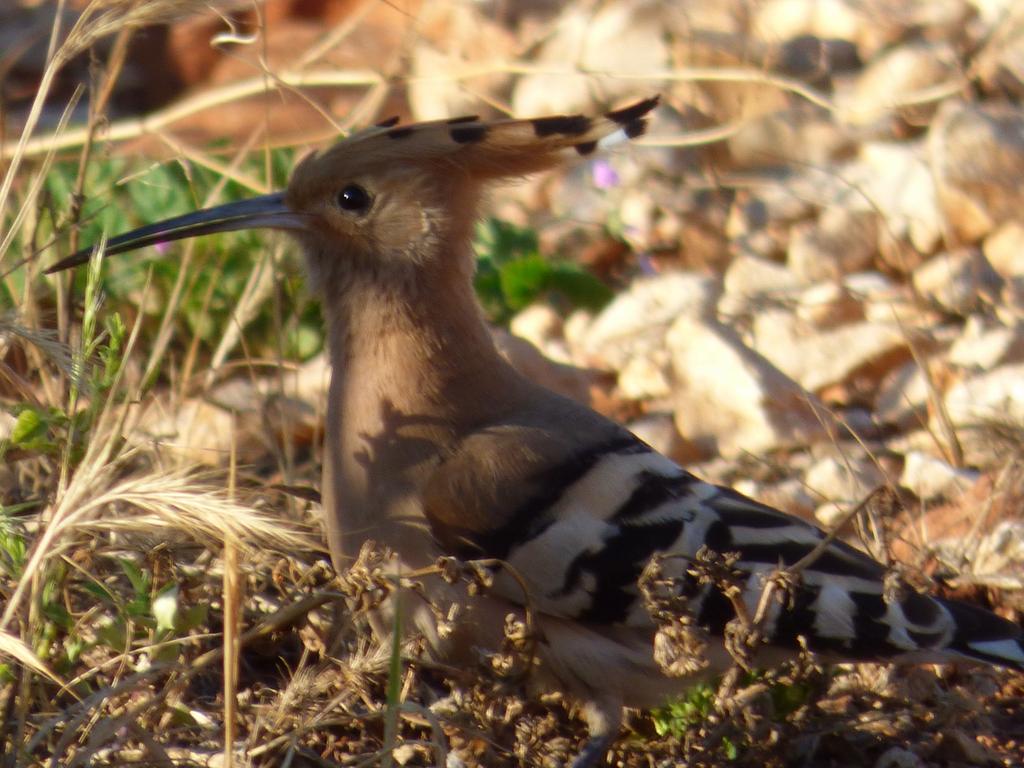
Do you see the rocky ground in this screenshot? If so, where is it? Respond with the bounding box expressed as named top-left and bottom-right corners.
top-left (4, 0), bottom-right (1024, 766)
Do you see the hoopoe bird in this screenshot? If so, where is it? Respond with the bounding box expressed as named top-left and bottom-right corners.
top-left (49, 97), bottom-right (1024, 766)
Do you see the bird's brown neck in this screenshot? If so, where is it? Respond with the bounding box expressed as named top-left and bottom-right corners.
top-left (317, 256), bottom-right (525, 567)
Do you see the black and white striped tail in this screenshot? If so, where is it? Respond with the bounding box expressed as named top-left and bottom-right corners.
top-left (460, 434), bottom-right (1024, 674)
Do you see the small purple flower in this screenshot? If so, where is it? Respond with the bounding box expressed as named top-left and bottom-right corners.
top-left (153, 241), bottom-right (170, 255)
top-left (592, 160), bottom-right (619, 190)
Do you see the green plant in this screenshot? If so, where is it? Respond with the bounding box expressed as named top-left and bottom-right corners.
top-left (651, 681), bottom-right (717, 738)
top-left (473, 218), bottom-right (614, 323)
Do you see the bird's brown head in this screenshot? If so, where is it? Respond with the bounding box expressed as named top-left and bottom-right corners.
top-left (46, 97), bottom-right (658, 295)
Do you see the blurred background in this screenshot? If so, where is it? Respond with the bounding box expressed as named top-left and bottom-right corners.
top-left (3, 1), bottom-right (1024, 766)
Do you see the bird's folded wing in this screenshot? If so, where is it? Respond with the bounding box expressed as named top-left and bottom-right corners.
top-left (422, 417), bottom-right (1024, 668)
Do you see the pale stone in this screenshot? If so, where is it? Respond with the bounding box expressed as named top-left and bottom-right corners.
top-left (864, 292), bottom-right (944, 328)
top-left (855, 141), bottom-right (944, 259)
top-left (841, 40), bottom-right (958, 128)
top-left (788, 207), bottom-right (879, 283)
top-left (577, 272), bottom-right (719, 369)
top-left (511, 0), bottom-right (670, 116)
top-left (796, 282), bottom-right (865, 328)
top-left (627, 412), bottom-right (686, 459)
top-left (885, 428), bottom-right (945, 457)
top-left (900, 450), bottom-right (978, 501)
top-left (666, 316), bottom-right (828, 458)
top-left (136, 397), bottom-right (242, 467)
top-left (815, 501), bottom-right (849, 528)
top-left (975, 4), bottom-right (1024, 98)
top-left (929, 101), bottom-right (1024, 242)
top-left (982, 220), bottom-right (1024, 279)
top-left (753, 0), bottom-right (869, 52)
top-left (719, 252), bottom-right (802, 317)
top-left (752, 310), bottom-right (911, 392)
top-left (973, 520), bottom-right (1024, 576)
top-left (735, 475), bottom-right (816, 517)
top-left (618, 352), bottom-right (673, 400)
top-left (563, 310), bottom-right (593, 353)
top-left (948, 316), bottom-right (1024, 369)
top-left (805, 455), bottom-right (886, 503)
top-left (0, 410), bottom-right (13, 443)
top-left (843, 272), bottom-right (895, 298)
top-left (510, 304), bottom-right (562, 349)
top-left (727, 105), bottom-right (851, 169)
top-left (493, 329), bottom-right (599, 406)
top-left (912, 249), bottom-right (1003, 315)
top-left (942, 363), bottom-right (1024, 427)
top-left (756, 0), bottom-right (968, 63)
top-left (875, 361), bottom-right (932, 428)
top-left (510, 304), bottom-right (572, 364)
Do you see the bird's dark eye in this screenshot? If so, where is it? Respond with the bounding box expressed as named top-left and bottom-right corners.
top-left (337, 184), bottom-right (372, 213)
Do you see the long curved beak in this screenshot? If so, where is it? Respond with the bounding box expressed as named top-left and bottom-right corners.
top-left (46, 192), bottom-right (309, 274)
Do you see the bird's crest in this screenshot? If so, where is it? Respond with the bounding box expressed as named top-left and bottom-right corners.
top-left (292, 96), bottom-right (659, 188)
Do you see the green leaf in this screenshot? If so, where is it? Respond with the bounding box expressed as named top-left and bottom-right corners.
top-left (179, 602), bottom-right (209, 632)
top-left (118, 559), bottom-right (150, 597)
top-left (475, 218), bottom-right (539, 266)
top-left (10, 408), bottom-right (45, 447)
top-left (722, 737), bottom-right (738, 760)
top-left (95, 616), bottom-right (129, 651)
top-left (498, 254), bottom-right (550, 311)
top-left (545, 263), bottom-right (614, 310)
top-left (41, 600), bottom-right (73, 632)
top-left (81, 579), bottom-right (116, 604)
top-left (119, 559), bottom-right (153, 616)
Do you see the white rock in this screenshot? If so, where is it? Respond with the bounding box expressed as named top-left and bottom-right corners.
top-left (855, 141), bottom-right (944, 257)
top-left (493, 329), bottom-right (599, 406)
top-left (912, 249), bottom-right (1003, 315)
top-left (864, 293), bottom-right (944, 328)
top-left (929, 100), bottom-right (1024, 242)
top-left (618, 352), bottom-right (673, 400)
top-left (136, 397), bottom-right (241, 467)
top-left (753, 310), bottom-right (910, 392)
top-left (948, 316), bottom-right (1024, 369)
top-left (720, 252), bottom-right (802, 317)
top-left (796, 281), bottom-right (866, 328)
top-left (900, 450), bottom-right (978, 501)
top-left (666, 315), bottom-right (828, 457)
top-left (727, 105), bottom-right (852, 169)
top-left (843, 271), bottom-right (895, 298)
top-left (510, 304), bottom-right (572, 364)
top-left (627, 412), bottom-right (685, 458)
top-left (805, 455), bottom-right (886, 502)
top-left (511, 0), bottom-right (669, 115)
top-left (563, 309), bottom-right (593, 352)
top-left (753, 0), bottom-right (869, 52)
top-left (982, 220), bottom-right (1024, 279)
top-left (942, 363), bottom-right (1024, 427)
top-left (841, 40), bottom-right (958, 128)
top-left (576, 272), bottom-right (719, 369)
top-left (975, 5), bottom-right (1024, 100)
top-left (973, 520), bottom-right (1024, 575)
top-left (875, 361), bottom-right (932, 427)
top-left (0, 410), bottom-right (14, 443)
top-left (733, 474), bottom-right (818, 515)
top-left (815, 501), bottom-right (850, 528)
top-left (788, 207), bottom-right (879, 283)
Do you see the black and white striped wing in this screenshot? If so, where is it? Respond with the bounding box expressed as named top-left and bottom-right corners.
top-left (479, 438), bottom-right (1024, 672)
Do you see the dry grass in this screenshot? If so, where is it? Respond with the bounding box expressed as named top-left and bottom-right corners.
top-left (2, 2), bottom-right (1024, 767)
